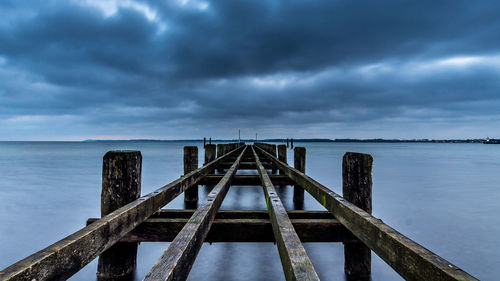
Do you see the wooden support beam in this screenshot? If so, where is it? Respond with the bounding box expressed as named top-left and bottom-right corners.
top-left (150, 209), bottom-right (336, 219)
top-left (144, 146), bottom-right (247, 281)
top-left (97, 151), bottom-right (141, 280)
top-left (0, 145), bottom-right (244, 281)
top-left (343, 152), bottom-right (372, 279)
top-left (199, 174), bottom-right (294, 186)
top-left (184, 146), bottom-right (198, 204)
top-left (87, 212), bottom-right (358, 243)
top-left (253, 145), bottom-right (478, 281)
top-left (251, 146), bottom-right (320, 281)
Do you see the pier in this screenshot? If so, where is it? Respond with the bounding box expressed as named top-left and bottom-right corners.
top-left (0, 143), bottom-right (477, 281)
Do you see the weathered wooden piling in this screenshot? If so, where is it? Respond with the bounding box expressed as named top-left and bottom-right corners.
top-left (97, 151), bottom-right (142, 280)
top-left (277, 144), bottom-right (287, 175)
top-left (209, 137), bottom-right (212, 144)
top-left (342, 152), bottom-right (373, 279)
top-left (184, 146), bottom-right (198, 204)
top-left (286, 138), bottom-right (289, 148)
top-left (293, 147), bottom-right (305, 207)
top-left (291, 138), bottom-right (294, 149)
top-left (216, 144), bottom-right (224, 172)
top-left (204, 144), bottom-right (216, 164)
top-left (203, 137), bottom-right (206, 147)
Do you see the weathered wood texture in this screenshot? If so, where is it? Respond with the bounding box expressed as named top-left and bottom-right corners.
top-left (199, 174), bottom-right (294, 186)
top-left (204, 144), bottom-right (216, 164)
top-left (254, 142), bottom-right (277, 156)
top-left (253, 144), bottom-right (477, 281)
top-left (98, 151), bottom-right (142, 280)
top-left (252, 146), bottom-right (320, 281)
top-left (342, 152), bottom-right (373, 279)
top-left (277, 144), bottom-right (287, 176)
top-left (144, 146), bottom-right (247, 281)
top-left (87, 210), bottom-right (358, 243)
top-left (184, 146), bottom-right (198, 203)
top-left (0, 145), bottom-right (244, 281)
top-left (293, 147), bottom-right (306, 206)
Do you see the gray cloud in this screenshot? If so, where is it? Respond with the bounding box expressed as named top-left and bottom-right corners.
top-left (1, 0), bottom-right (500, 140)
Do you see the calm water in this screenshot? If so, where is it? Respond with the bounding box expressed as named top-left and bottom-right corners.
top-left (0, 141), bottom-right (498, 280)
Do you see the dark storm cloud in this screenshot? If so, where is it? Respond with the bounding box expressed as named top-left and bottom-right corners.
top-left (1, 0), bottom-right (500, 139)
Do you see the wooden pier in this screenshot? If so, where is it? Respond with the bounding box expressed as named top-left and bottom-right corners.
top-left (0, 143), bottom-right (478, 281)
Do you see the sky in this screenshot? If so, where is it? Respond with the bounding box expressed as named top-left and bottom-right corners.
top-left (1, 0), bottom-right (500, 140)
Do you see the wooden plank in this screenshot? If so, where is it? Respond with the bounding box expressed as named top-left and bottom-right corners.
top-left (251, 146), bottom-right (320, 281)
top-left (86, 215), bottom-right (358, 243)
top-left (254, 145), bottom-right (478, 281)
top-left (144, 146), bottom-right (247, 281)
top-left (199, 174), bottom-right (294, 186)
top-left (0, 145), bottom-right (244, 281)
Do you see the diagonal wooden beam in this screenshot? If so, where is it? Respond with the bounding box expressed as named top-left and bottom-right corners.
top-left (143, 146), bottom-right (247, 281)
top-left (253, 144), bottom-right (478, 281)
top-left (0, 144), bottom-right (244, 281)
top-left (251, 146), bottom-right (320, 281)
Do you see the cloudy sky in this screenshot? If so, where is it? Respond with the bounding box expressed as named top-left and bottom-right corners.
top-left (1, 0), bottom-right (499, 140)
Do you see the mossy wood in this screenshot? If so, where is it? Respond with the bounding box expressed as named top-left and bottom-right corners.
top-left (87, 210), bottom-right (358, 243)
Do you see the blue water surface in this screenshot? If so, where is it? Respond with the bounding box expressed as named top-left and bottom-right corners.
top-left (0, 141), bottom-right (497, 280)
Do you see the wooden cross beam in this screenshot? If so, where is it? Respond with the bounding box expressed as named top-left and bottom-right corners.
top-left (199, 174), bottom-right (294, 185)
top-left (86, 210), bottom-right (358, 243)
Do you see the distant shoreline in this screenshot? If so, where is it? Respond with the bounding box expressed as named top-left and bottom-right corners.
top-left (0, 138), bottom-right (496, 143)
top-left (79, 138), bottom-right (494, 144)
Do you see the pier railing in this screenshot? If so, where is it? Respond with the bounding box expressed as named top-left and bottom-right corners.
top-left (0, 142), bottom-right (477, 281)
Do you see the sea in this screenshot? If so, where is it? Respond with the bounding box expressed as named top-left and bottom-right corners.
top-left (0, 141), bottom-right (498, 280)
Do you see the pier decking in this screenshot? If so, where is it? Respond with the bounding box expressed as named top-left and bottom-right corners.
top-left (0, 143), bottom-right (477, 281)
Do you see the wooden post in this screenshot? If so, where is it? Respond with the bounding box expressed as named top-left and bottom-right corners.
top-left (204, 144), bottom-right (216, 164)
top-left (97, 151), bottom-right (142, 280)
top-left (342, 152), bottom-right (372, 279)
top-left (277, 144), bottom-right (286, 175)
top-left (216, 144), bottom-right (224, 173)
top-left (184, 146), bottom-right (198, 204)
top-left (286, 138), bottom-right (289, 148)
top-left (216, 144), bottom-right (223, 158)
top-left (209, 137), bottom-right (211, 144)
top-left (293, 147), bottom-right (305, 208)
top-left (291, 138), bottom-right (294, 149)
top-left (203, 137), bottom-right (206, 148)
